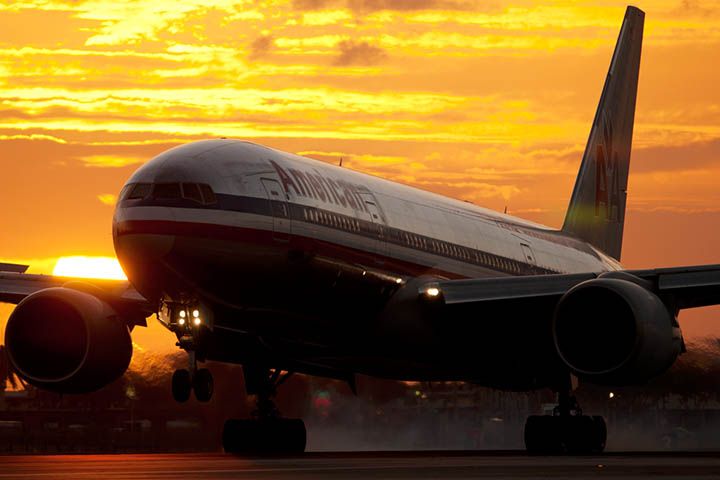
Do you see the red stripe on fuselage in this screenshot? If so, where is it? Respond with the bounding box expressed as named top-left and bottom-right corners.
top-left (115, 219), bottom-right (473, 280)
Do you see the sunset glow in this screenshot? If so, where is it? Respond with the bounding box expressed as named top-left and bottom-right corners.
top-left (0, 0), bottom-right (719, 338)
top-left (52, 256), bottom-right (127, 280)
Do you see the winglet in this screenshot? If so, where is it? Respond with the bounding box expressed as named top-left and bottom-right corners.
top-left (0, 263), bottom-right (29, 273)
top-left (561, 6), bottom-right (644, 260)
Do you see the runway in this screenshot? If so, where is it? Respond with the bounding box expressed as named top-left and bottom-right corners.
top-left (2, 452), bottom-right (720, 479)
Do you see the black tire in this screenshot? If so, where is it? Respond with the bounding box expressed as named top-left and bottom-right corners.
top-left (563, 415), bottom-right (607, 454)
top-left (591, 416), bottom-right (607, 453)
top-left (193, 368), bottom-right (214, 402)
top-left (524, 415), bottom-right (562, 454)
top-left (172, 369), bottom-right (191, 403)
top-left (563, 415), bottom-right (595, 454)
top-left (223, 418), bottom-right (306, 455)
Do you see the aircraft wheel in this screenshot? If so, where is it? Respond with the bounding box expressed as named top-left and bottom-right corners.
top-left (524, 415), bottom-right (606, 454)
top-left (524, 415), bottom-right (562, 454)
top-left (171, 369), bottom-right (192, 403)
top-left (223, 418), bottom-right (306, 454)
top-left (193, 368), bottom-right (214, 402)
top-left (564, 415), bottom-right (607, 454)
top-left (590, 416), bottom-right (607, 453)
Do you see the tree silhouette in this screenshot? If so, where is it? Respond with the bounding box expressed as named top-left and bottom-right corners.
top-left (0, 345), bottom-right (24, 391)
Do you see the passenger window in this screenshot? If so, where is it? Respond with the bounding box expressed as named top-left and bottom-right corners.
top-left (182, 183), bottom-right (203, 203)
top-left (128, 183), bottom-right (152, 199)
top-left (199, 184), bottom-right (217, 204)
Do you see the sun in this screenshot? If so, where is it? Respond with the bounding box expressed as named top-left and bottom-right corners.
top-left (53, 256), bottom-right (127, 280)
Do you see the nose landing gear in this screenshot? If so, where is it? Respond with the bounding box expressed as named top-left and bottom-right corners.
top-left (222, 366), bottom-right (307, 454)
top-left (171, 351), bottom-right (214, 403)
top-left (524, 384), bottom-right (607, 454)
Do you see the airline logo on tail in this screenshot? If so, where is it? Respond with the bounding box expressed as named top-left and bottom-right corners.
top-left (595, 110), bottom-right (621, 222)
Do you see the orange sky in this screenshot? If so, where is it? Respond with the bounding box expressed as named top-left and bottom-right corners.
top-left (1, 0), bottom-right (720, 345)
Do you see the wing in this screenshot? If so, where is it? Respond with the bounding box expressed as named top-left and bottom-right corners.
top-left (424, 264), bottom-right (720, 312)
top-left (0, 263), bottom-right (152, 327)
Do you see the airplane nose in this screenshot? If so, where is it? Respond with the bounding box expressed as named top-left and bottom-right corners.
top-left (113, 209), bottom-right (176, 303)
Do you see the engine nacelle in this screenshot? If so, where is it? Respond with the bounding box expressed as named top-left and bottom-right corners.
top-left (553, 277), bottom-right (682, 386)
top-left (4, 287), bottom-right (133, 393)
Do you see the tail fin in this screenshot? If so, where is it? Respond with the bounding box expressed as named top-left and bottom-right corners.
top-left (562, 6), bottom-right (644, 261)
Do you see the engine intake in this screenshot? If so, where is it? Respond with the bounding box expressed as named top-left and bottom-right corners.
top-left (553, 277), bottom-right (681, 385)
top-left (4, 287), bottom-right (133, 393)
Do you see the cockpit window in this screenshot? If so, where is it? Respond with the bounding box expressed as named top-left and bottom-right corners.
top-left (199, 184), bottom-right (217, 204)
top-left (181, 183), bottom-right (203, 203)
top-left (127, 183), bottom-right (152, 200)
top-left (122, 182), bottom-right (216, 204)
top-left (118, 184), bottom-right (133, 201)
top-left (152, 183), bottom-right (182, 199)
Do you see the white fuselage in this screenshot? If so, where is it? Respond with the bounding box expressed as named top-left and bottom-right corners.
top-left (114, 139), bottom-right (620, 289)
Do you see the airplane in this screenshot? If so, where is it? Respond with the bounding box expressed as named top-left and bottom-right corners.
top-left (1, 5), bottom-right (718, 454)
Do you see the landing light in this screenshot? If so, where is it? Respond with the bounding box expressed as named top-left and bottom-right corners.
top-left (425, 287), bottom-right (441, 297)
top-left (193, 317), bottom-right (202, 326)
top-left (609, 392), bottom-right (615, 399)
top-left (179, 310), bottom-right (186, 318)
top-left (178, 318), bottom-right (186, 326)
top-left (192, 309), bottom-right (200, 318)
top-left (395, 278), bottom-right (403, 284)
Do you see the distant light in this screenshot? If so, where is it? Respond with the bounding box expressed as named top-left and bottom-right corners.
top-left (179, 310), bottom-right (186, 318)
top-left (425, 287), bottom-right (441, 297)
top-left (395, 278), bottom-right (403, 284)
top-left (609, 392), bottom-right (615, 399)
top-left (193, 317), bottom-right (202, 326)
top-left (192, 309), bottom-right (200, 318)
top-left (178, 318), bottom-right (186, 326)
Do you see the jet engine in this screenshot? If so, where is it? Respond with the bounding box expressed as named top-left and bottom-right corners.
top-left (4, 287), bottom-right (133, 393)
top-left (553, 277), bottom-right (682, 385)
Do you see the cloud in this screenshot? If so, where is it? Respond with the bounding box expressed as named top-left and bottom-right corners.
top-left (346, 0), bottom-right (477, 12)
top-left (249, 34), bottom-right (275, 59)
top-left (334, 40), bottom-right (387, 65)
top-left (293, 0), bottom-right (333, 9)
top-left (632, 138), bottom-right (720, 173)
top-left (675, 0), bottom-right (718, 17)
top-left (97, 193), bottom-right (117, 206)
top-left (293, 0), bottom-right (481, 12)
top-left (81, 155), bottom-right (146, 168)
top-left (0, 133), bottom-right (67, 144)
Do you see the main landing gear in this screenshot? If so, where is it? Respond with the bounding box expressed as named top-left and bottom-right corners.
top-left (222, 366), bottom-right (307, 455)
top-left (524, 385), bottom-right (607, 454)
top-left (172, 351), bottom-right (214, 403)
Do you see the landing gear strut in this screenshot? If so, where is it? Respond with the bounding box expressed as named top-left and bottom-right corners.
top-left (222, 366), bottom-right (307, 454)
top-left (171, 351), bottom-right (214, 403)
top-left (524, 381), bottom-right (607, 454)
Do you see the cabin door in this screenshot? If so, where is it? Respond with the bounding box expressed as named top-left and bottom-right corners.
top-left (261, 178), bottom-right (291, 242)
top-left (359, 192), bottom-right (388, 262)
top-left (520, 242), bottom-right (536, 265)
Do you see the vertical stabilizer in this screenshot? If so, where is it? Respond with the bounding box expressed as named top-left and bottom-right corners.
top-left (562, 6), bottom-right (644, 260)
